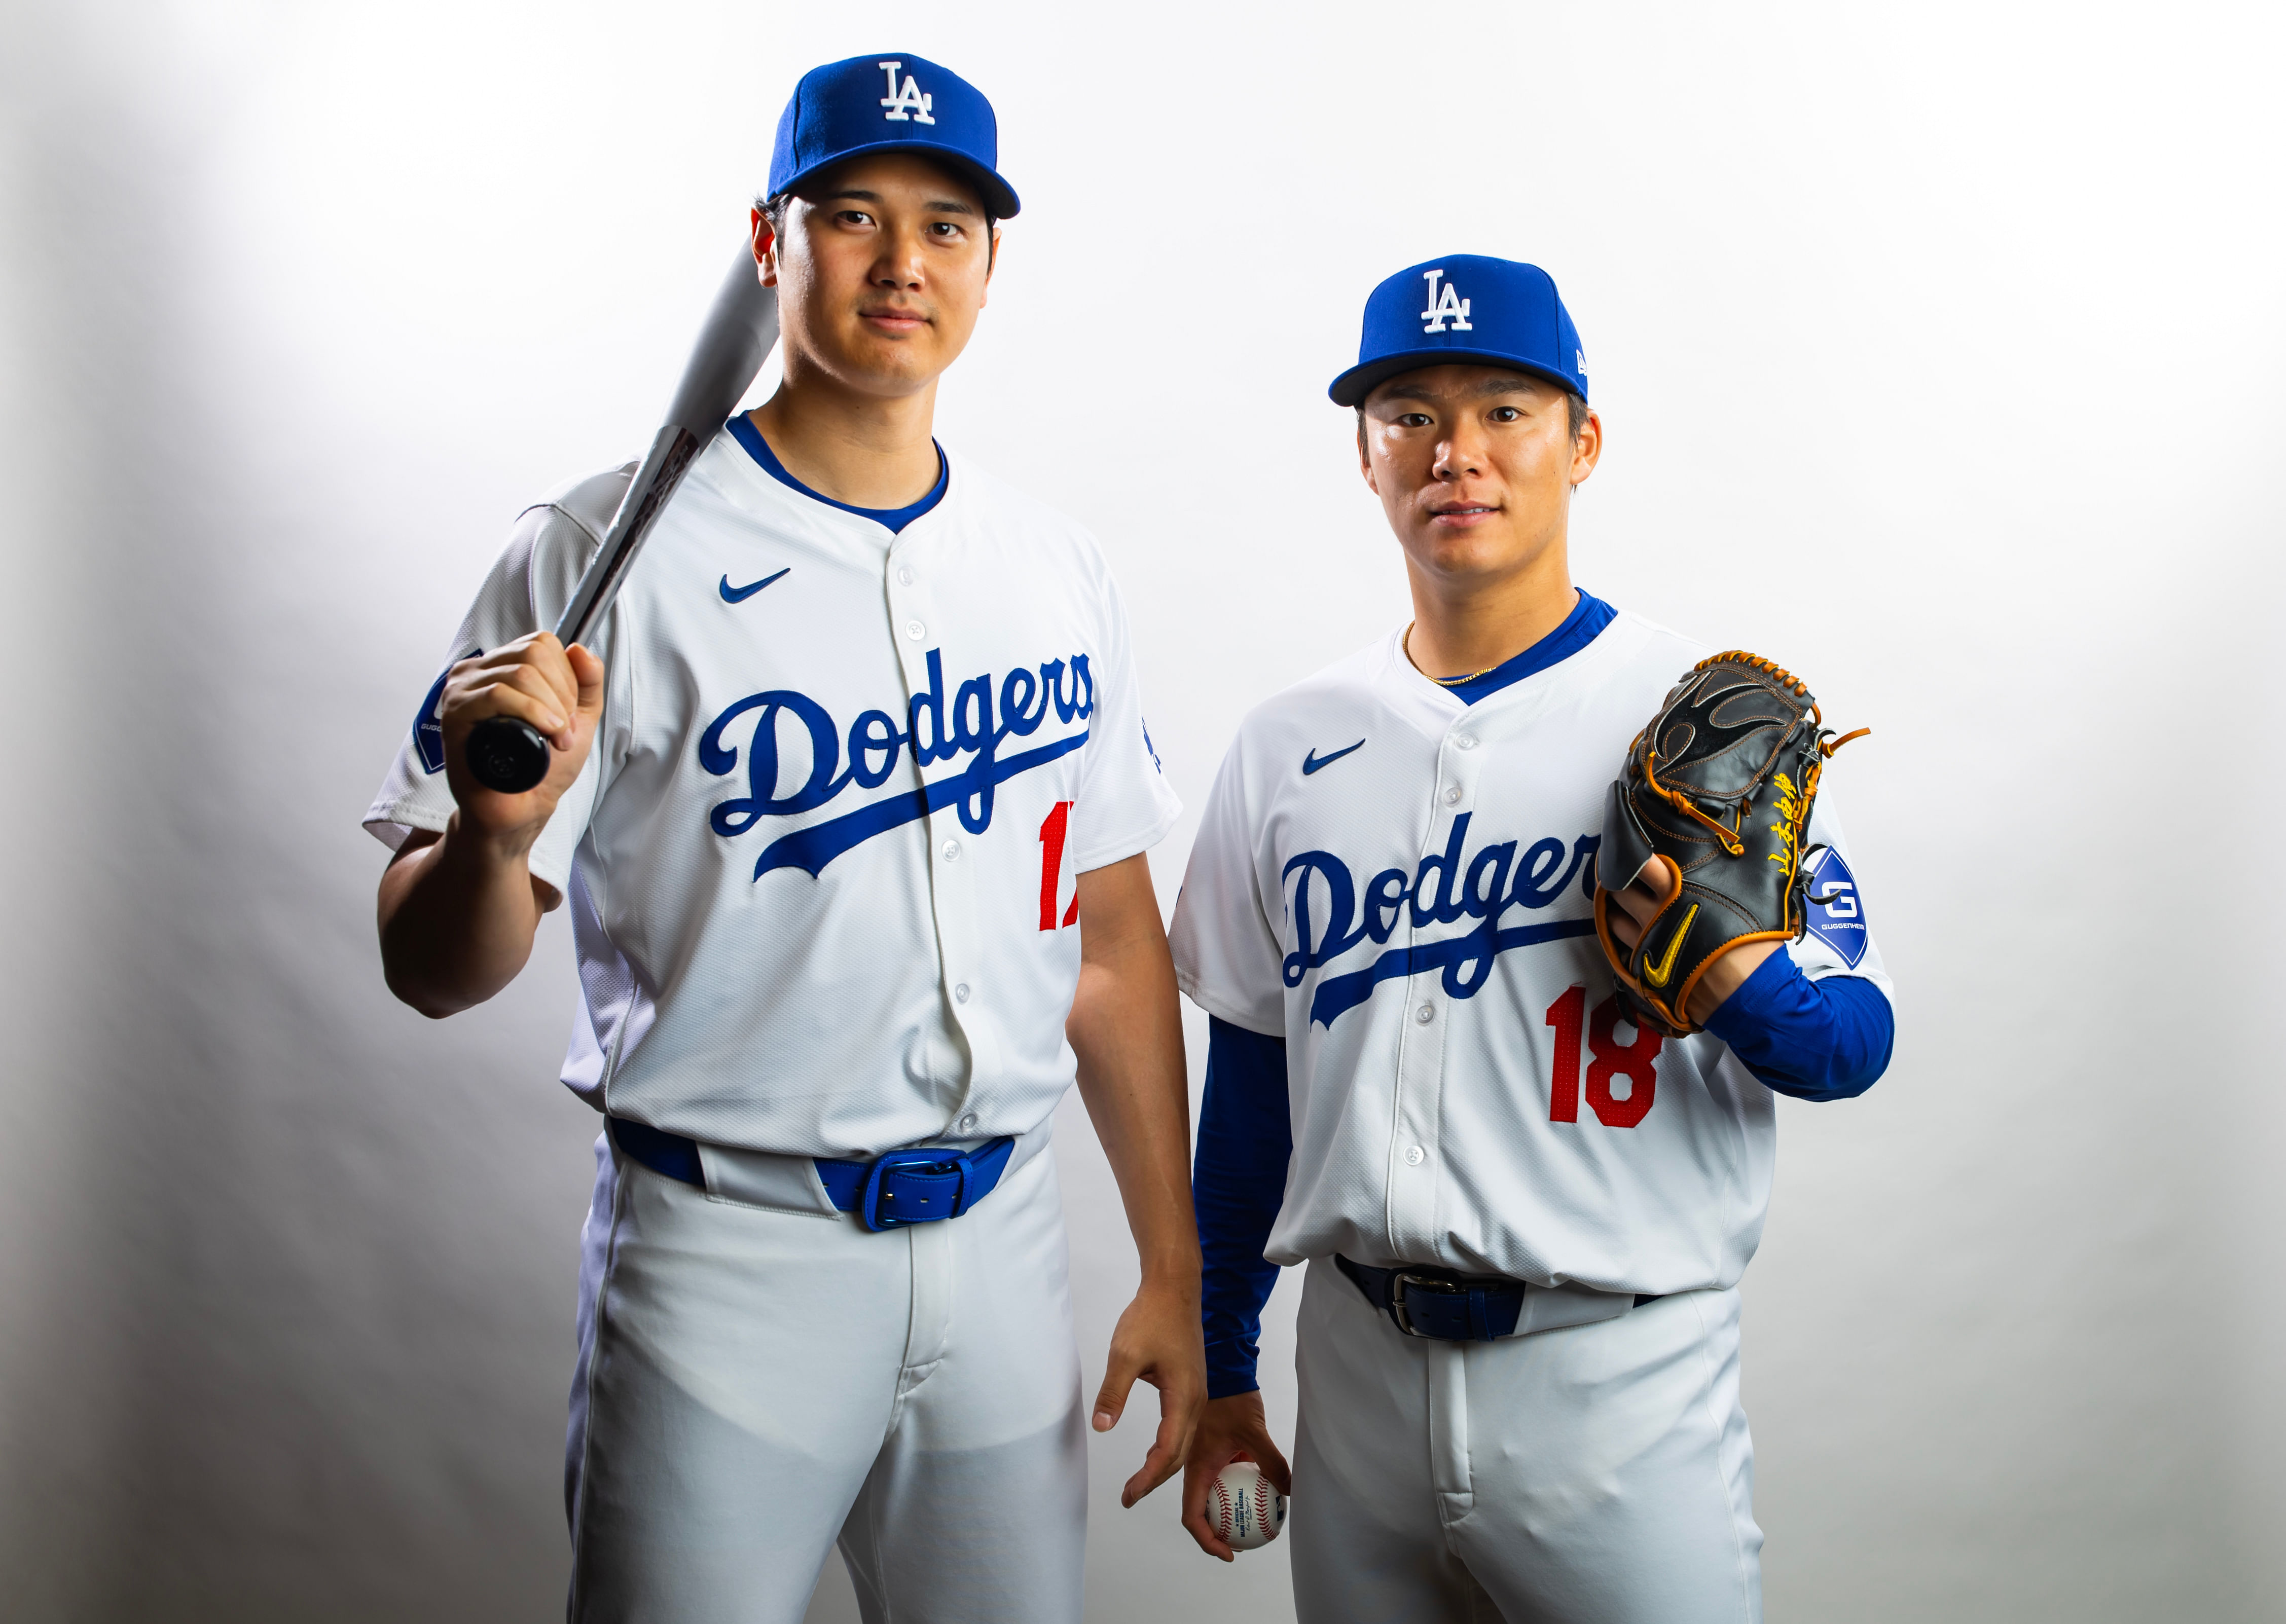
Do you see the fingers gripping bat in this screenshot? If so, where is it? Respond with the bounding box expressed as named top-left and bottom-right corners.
top-left (464, 245), bottom-right (781, 793)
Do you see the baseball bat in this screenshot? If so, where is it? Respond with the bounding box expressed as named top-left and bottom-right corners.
top-left (463, 244), bottom-right (782, 794)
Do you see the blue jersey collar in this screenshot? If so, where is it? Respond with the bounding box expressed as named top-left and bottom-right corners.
top-left (728, 414), bottom-right (950, 534)
top-left (1432, 590), bottom-right (1617, 705)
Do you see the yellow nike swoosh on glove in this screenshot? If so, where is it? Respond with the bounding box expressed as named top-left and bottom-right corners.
top-left (1642, 903), bottom-right (1698, 988)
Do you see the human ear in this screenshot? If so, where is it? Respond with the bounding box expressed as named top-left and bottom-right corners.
top-left (750, 208), bottom-right (780, 289)
top-left (1570, 409), bottom-right (1603, 487)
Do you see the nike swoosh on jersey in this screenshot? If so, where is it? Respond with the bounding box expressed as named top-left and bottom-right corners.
top-left (719, 567), bottom-right (791, 603)
top-left (1302, 740), bottom-right (1366, 776)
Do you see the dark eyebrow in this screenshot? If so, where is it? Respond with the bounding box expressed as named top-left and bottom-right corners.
top-left (1378, 374), bottom-right (1542, 405)
top-left (820, 188), bottom-right (979, 217)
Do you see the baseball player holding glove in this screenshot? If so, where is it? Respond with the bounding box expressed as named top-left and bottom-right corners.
top-left (1169, 256), bottom-right (1895, 1619)
top-left (368, 54), bottom-right (1203, 1623)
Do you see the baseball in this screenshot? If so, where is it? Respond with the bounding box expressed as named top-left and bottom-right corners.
top-left (1208, 1460), bottom-right (1287, 1552)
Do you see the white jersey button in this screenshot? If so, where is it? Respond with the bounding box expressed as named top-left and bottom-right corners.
top-left (953, 982), bottom-right (971, 1003)
top-left (941, 839), bottom-right (962, 862)
top-left (1442, 785), bottom-right (1462, 805)
top-left (1415, 1002), bottom-right (1435, 1023)
top-left (1455, 734), bottom-right (1478, 751)
top-left (957, 1112), bottom-right (978, 1134)
top-left (1403, 1145), bottom-right (1426, 1166)
top-left (905, 619), bottom-right (926, 640)
top-left (897, 566), bottom-right (915, 586)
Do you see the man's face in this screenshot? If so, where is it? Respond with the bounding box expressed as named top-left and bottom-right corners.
top-left (1358, 365), bottom-right (1600, 586)
top-left (753, 153), bottom-right (997, 398)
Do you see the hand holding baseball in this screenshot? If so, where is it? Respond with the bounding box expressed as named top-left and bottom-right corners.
top-left (1181, 1393), bottom-right (1292, 1561)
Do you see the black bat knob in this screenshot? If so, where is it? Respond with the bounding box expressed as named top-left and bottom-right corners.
top-left (465, 716), bottom-right (553, 794)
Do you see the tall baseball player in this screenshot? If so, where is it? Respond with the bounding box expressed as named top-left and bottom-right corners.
top-left (1169, 256), bottom-right (1896, 1620)
top-left (366, 54), bottom-right (1204, 1623)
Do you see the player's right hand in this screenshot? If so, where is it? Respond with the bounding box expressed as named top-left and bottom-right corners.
top-left (1179, 1393), bottom-right (1292, 1563)
top-left (437, 633), bottom-right (604, 845)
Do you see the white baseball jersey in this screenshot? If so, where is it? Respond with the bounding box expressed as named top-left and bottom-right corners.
top-left (1168, 612), bottom-right (1891, 1295)
top-left (366, 430), bottom-right (1180, 1158)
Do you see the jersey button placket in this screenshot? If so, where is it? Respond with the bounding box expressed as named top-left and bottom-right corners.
top-left (886, 555), bottom-right (996, 1125)
top-left (1390, 739), bottom-right (1472, 1254)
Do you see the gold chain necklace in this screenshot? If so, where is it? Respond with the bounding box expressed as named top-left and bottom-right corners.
top-left (1403, 623), bottom-right (1503, 687)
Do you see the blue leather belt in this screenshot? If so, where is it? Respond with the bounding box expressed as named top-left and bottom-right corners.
top-left (608, 1118), bottom-right (1017, 1233)
top-left (1336, 1254), bottom-right (1656, 1342)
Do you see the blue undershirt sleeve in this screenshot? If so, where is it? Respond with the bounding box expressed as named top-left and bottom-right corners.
top-left (1701, 949), bottom-right (1896, 1101)
top-left (1193, 1016), bottom-right (1293, 1399)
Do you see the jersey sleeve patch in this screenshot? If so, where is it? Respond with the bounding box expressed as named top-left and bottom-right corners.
top-left (412, 650), bottom-right (476, 774)
top-left (1802, 845), bottom-right (1867, 968)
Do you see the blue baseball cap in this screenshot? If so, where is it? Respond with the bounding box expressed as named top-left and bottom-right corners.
top-left (768, 53), bottom-right (1020, 219)
top-left (1329, 255), bottom-right (1586, 407)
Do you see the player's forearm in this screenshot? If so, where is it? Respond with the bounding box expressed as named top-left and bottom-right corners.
top-left (1195, 1017), bottom-right (1292, 1397)
top-left (1702, 954), bottom-right (1895, 1100)
top-left (1071, 971), bottom-right (1201, 1282)
top-left (376, 823), bottom-right (549, 1017)
top-left (1068, 865), bottom-right (1203, 1286)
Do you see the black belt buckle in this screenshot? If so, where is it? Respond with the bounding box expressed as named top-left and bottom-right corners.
top-left (1387, 1268), bottom-right (1472, 1339)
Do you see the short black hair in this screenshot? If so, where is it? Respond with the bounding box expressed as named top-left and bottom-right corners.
top-left (1354, 387), bottom-right (1590, 443)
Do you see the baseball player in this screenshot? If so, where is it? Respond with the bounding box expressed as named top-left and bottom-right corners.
top-left (367, 54), bottom-right (1204, 1623)
top-left (1169, 256), bottom-right (1896, 1620)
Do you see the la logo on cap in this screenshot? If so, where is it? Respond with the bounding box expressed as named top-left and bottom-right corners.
top-left (1421, 268), bottom-right (1473, 334)
top-left (878, 60), bottom-right (935, 124)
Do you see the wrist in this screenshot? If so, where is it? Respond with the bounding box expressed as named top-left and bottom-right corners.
top-left (1136, 1253), bottom-right (1203, 1299)
top-left (1693, 939), bottom-right (1781, 1023)
top-left (439, 810), bottom-right (540, 874)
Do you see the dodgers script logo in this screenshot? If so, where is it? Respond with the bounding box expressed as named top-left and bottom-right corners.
top-left (879, 61), bottom-right (935, 124)
top-left (700, 648), bottom-right (1092, 881)
top-left (1421, 268), bottom-right (1473, 334)
top-left (1284, 813), bottom-right (1599, 1026)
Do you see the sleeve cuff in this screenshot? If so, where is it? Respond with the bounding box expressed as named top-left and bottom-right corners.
top-left (1174, 972), bottom-right (1284, 1038)
top-left (1204, 1337), bottom-right (1262, 1400)
top-left (1701, 945), bottom-right (1805, 1043)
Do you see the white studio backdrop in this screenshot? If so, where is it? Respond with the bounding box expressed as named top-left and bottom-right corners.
top-left (3, 2), bottom-right (2280, 1619)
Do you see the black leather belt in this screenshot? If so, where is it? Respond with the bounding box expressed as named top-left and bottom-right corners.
top-left (1336, 1254), bottom-right (1656, 1342)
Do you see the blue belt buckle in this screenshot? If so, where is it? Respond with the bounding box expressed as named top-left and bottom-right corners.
top-left (859, 1146), bottom-right (971, 1232)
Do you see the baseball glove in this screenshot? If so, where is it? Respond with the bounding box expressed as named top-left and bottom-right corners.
top-left (1593, 651), bottom-right (1868, 1036)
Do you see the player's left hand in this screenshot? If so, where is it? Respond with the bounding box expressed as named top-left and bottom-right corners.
top-left (1092, 1276), bottom-right (1207, 1509)
top-left (1605, 858), bottom-right (1778, 1025)
top-left (1180, 1393), bottom-right (1292, 1561)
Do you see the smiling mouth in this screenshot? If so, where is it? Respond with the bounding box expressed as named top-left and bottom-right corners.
top-left (1428, 503), bottom-right (1498, 521)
